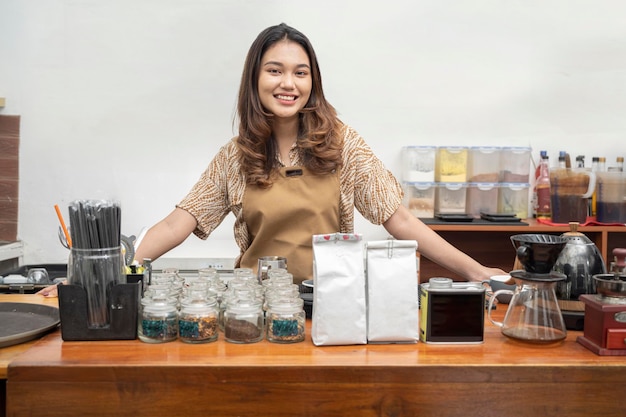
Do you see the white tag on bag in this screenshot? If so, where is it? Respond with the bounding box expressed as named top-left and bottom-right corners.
top-left (311, 233), bottom-right (367, 346)
top-left (366, 239), bottom-right (419, 343)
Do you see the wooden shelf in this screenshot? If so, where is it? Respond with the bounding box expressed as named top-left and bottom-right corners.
top-left (421, 219), bottom-right (626, 280)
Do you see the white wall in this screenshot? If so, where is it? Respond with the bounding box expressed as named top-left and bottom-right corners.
top-left (1, 0), bottom-right (625, 265)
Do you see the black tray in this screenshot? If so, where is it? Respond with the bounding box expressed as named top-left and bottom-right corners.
top-left (0, 302), bottom-right (60, 348)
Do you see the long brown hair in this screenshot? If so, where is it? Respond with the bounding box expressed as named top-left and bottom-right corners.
top-left (236, 23), bottom-right (343, 187)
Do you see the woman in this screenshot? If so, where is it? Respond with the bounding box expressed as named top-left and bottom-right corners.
top-left (131, 23), bottom-right (503, 284)
top-left (38, 23), bottom-right (502, 297)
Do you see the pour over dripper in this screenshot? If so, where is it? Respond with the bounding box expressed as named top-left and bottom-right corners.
top-left (510, 234), bottom-right (568, 274)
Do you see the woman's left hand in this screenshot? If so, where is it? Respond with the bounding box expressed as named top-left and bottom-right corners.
top-left (36, 282), bottom-right (63, 297)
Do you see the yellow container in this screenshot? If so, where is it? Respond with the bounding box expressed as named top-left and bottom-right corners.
top-left (436, 147), bottom-right (468, 182)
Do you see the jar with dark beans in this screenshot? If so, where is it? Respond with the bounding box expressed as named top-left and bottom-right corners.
top-left (224, 298), bottom-right (264, 343)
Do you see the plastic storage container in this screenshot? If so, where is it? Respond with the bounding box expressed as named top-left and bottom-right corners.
top-left (402, 146), bottom-right (436, 182)
top-left (468, 147), bottom-right (501, 183)
top-left (596, 171), bottom-right (626, 223)
top-left (403, 182), bottom-right (436, 218)
top-left (466, 183), bottom-right (499, 218)
top-left (498, 183), bottom-right (530, 219)
top-left (500, 147), bottom-right (531, 183)
top-left (436, 183), bottom-right (468, 214)
top-left (436, 147), bottom-right (468, 182)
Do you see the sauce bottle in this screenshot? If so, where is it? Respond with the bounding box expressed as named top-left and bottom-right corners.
top-left (535, 152), bottom-right (551, 219)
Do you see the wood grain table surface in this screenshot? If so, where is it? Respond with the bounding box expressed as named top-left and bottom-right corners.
top-left (3, 294), bottom-right (626, 417)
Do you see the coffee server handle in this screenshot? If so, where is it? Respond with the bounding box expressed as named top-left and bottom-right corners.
top-left (487, 290), bottom-right (514, 327)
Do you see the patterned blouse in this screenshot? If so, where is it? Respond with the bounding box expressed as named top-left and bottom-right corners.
top-left (177, 124), bottom-right (403, 256)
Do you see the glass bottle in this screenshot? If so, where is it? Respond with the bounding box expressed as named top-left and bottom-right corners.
top-left (266, 297), bottom-right (305, 343)
top-left (591, 157), bottom-right (600, 216)
top-left (575, 155), bottom-right (585, 168)
top-left (178, 295), bottom-right (219, 343)
top-left (532, 150), bottom-right (547, 218)
top-left (557, 151), bottom-right (567, 168)
top-left (535, 153), bottom-right (551, 219)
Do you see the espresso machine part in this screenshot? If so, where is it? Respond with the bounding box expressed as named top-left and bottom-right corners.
top-left (492, 234), bottom-right (569, 344)
top-left (577, 273), bottom-right (626, 356)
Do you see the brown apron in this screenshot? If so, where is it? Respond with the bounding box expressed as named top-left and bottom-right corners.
top-left (240, 166), bottom-right (340, 283)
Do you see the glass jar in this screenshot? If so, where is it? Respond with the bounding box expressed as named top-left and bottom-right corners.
top-left (266, 298), bottom-right (305, 343)
top-left (178, 296), bottom-right (219, 343)
top-left (68, 246), bottom-right (124, 328)
top-left (220, 281), bottom-right (259, 332)
top-left (224, 298), bottom-right (264, 343)
top-left (138, 296), bottom-right (178, 343)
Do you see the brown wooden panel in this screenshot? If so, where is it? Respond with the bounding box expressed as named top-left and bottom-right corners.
top-left (0, 222), bottom-right (17, 242)
top-left (0, 115), bottom-right (20, 138)
top-left (0, 138), bottom-right (18, 160)
top-left (0, 180), bottom-right (18, 200)
top-left (0, 159), bottom-right (18, 180)
top-left (0, 199), bottom-right (17, 220)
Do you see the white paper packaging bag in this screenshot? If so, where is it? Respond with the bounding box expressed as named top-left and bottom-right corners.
top-left (311, 233), bottom-right (367, 346)
top-left (366, 239), bottom-right (419, 343)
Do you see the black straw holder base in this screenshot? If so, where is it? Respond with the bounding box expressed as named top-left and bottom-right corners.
top-left (58, 282), bottom-right (140, 341)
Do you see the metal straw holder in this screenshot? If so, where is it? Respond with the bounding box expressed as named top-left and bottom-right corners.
top-left (58, 282), bottom-right (140, 341)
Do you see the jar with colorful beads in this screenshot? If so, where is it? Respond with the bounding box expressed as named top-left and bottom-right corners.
top-left (266, 297), bottom-right (305, 343)
top-left (178, 295), bottom-right (219, 343)
top-left (138, 296), bottom-right (178, 343)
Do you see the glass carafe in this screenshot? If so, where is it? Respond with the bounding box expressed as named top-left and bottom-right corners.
top-left (488, 277), bottom-right (567, 343)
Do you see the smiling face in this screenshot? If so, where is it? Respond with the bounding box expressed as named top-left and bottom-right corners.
top-left (258, 40), bottom-right (312, 122)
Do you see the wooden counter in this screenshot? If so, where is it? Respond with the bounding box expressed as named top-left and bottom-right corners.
top-left (4, 295), bottom-right (626, 417)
